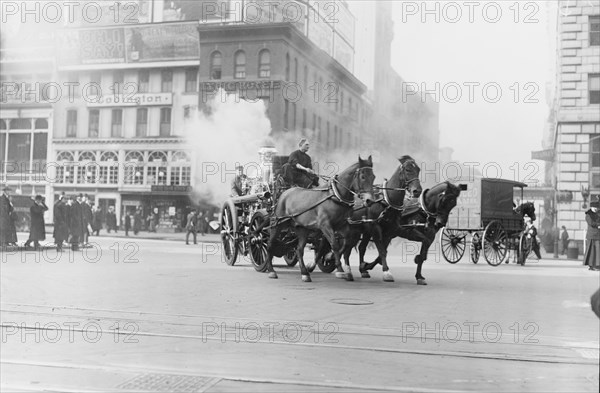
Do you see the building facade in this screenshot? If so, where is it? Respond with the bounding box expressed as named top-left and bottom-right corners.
top-left (551, 0), bottom-right (600, 245)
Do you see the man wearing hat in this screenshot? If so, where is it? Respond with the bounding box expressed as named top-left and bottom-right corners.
top-left (81, 194), bottom-right (93, 245)
top-left (53, 193), bottom-right (69, 252)
top-left (69, 194), bottom-right (85, 251)
top-left (584, 200), bottom-right (600, 271)
top-left (288, 138), bottom-right (319, 188)
top-left (0, 186), bottom-right (14, 246)
top-left (24, 195), bottom-right (48, 249)
top-left (521, 215), bottom-right (542, 263)
top-left (231, 165), bottom-right (248, 197)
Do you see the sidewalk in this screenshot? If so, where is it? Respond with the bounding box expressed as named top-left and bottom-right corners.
top-left (20, 230), bottom-right (222, 244)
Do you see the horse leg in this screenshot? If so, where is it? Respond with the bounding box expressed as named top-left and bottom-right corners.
top-left (295, 227), bottom-right (311, 282)
top-left (414, 231), bottom-right (434, 285)
top-left (358, 232), bottom-right (371, 278)
top-left (322, 225), bottom-right (352, 281)
top-left (374, 227), bottom-right (393, 282)
top-left (265, 219), bottom-right (280, 279)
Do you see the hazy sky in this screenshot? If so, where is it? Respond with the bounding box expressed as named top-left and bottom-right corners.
top-left (351, 1), bottom-right (557, 183)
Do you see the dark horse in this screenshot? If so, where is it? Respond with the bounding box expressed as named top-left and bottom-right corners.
top-left (337, 156), bottom-right (422, 282)
top-left (361, 181), bottom-right (465, 285)
top-left (514, 202), bottom-right (536, 222)
top-left (265, 156), bottom-right (376, 282)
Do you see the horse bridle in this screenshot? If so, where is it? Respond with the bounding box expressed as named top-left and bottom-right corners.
top-left (331, 166), bottom-right (374, 206)
top-left (381, 160), bottom-right (420, 209)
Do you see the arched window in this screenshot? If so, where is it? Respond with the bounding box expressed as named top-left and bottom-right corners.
top-left (234, 50), bottom-right (246, 79)
top-left (125, 151), bottom-right (144, 162)
top-left (56, 151), bottom-right (74, 161)
top-left (172, 151), bottom-right (190, 162)
top-left (100, 152), bottom-right (118, 161)
top-left (10, 118), bottom-right (31, 129)
top-left (210, 51), bottom-right (222, 80)
top-left (35, 119), bottom-right (48, 129)
top-left (78, 151), bottom-right (96, 161)
top-left (148, 151), bottom-right (167, 163)
top-left (258, 49), bottom-right (270, 78)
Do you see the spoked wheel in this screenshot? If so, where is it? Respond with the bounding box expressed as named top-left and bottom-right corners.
top-left (248, 211), bottom-right (270, 272)
top-left (283, 249), bottom-right (298, 267)
top-left (470, 232), bottom-right (481, 264)
top-left (518, 231), bottom-right (533, 265)
top-left (483, 221), bottom-right (508, 266)
top-left (316, 250), bottom-right (337, 273)
top-left (440, 227), bottom-right (466, 264)
top-left (220, 200), bottom-right (238, 266)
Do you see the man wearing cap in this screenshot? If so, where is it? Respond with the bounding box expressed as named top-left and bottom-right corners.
top-left (53, 193), bottom-right (69, 252)
top-left (69, 195), bottom-right (85, 251)
top-left (288, 139), bottom-right (319, 188)
top-left (24, 195), bottom-right (48, 249)
top-left (0, 186), bottom-right (14, 246)
top-left (584, 200), bottom-right (600, 271)
top-left (230, 165), bottom-right (248, 197)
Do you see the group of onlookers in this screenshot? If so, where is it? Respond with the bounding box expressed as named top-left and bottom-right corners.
top-left (185, 210), bottom-right (210, 245)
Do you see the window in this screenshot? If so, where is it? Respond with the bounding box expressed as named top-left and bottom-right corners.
top-left (258, 49), bottom-right (270, 78)
top-left (160, 108), bottom-right (171, 136)
top-left (100, 152), bottom-right (118, 184)
top-left (284, 100), bottom-right (289, 130)
top-left (161, 70), bottom-right (173, 92)
top-left (67, 110), bottom-right (77, 137)
top-left (589, 74), bottom-right (600, 104)
top-left (124, 151), bottom-right (144, 185)
top-left (592, 135), bottom-right (600, 189)
top-left (88, 109), bottom-right (99, 138)
top-left (138, 70), bottom-right (149, 93)
top-left (185, 68), bottom-right (198, 92)
top-left (111, 109), bottom-right (122, 137)
top-left (113, 71), bottom-right (124, 94)
top-left (210, 51), bottom-right (222, 80)
top-left (35, 119), bottom-right (48, 129)
top-left (591, 16), bottom-right (600, 46)
top-left (136, 108), bottom-right (148, 137)
top-left (285, 54), bottom-right (290, 81)
top-left (234, 51), bottom-right (246, 79)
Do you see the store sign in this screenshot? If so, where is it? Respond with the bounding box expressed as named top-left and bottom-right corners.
top-left (87, 93), bottom-right (173, 107)
top-left (531, 149), bottom-right (555, 161)
top-left (151, 185), bottom-right (192, 193)
top-left (57, 22), bottom-right (199, 66)
top-left (199, 80), bottom-right (282, 92)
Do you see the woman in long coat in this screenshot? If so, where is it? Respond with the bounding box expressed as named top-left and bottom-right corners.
top-left (584, 201), bottom-right (600, 271)
top-left (25, 195), bottom-right (48, 248)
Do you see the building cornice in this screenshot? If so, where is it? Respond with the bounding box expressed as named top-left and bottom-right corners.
top-left (53, 138), bottom-right (187, 145)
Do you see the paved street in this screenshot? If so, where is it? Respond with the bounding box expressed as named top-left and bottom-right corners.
top-left (1, 236), bottom-right (599, 392)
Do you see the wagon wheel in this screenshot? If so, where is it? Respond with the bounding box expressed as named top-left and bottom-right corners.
top-left (220, 200), bottom-right (238, 266)
top-left (440, 227), bottom-right (466, 264)
top-left (316, 250), bottom-right (337, 273)
top-left (248, 211), bottom-right (270, 272)
top-left (482, 221), bottom-right (508, 266)
top-left (470, 232), bottom-right (481, 264)
top-left (283, 249), bottom-right (299, 267)
top-left (518, 231), bottom-right (533, 265)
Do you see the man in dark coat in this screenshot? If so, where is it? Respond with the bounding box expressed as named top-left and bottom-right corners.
top-left (186, 210), bottom-right (198, 245)
top-left (81, 194), bottom-right (93, 245)
top-left (288, 138), bottom-right (319, 188)
top-left (584, 201), bottom-right (600, 271)
top-left (53, 194), bottom-right (69, 252)
top-left (560, 226), bottom-right (569, 255)
top-left (0, 186), bottom-right (13, 246)
top-left (106, 206), bottom-right (117, 233)
top-left (133, 208), bottom-right (142, 235)
top-left (92, 206), bottom-right (102, 236)
top-left (68, 195), bottom-right (85, 251)
top-left (24, 195), bottom-right (48, 249)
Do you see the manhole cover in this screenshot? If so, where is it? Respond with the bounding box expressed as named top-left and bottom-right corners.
top-left (330, 298), bottom-right (374, 305)
top-left (117, 373), bottom-right (214, 392)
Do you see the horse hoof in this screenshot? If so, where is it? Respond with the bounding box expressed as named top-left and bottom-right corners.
top-left (361, 272), bottom-right (371, 278)
top-left (345, 273), bottom-right (354, 282)
top-left (417, 279), bottom-right (427, 285)
top-left (335, 272), bottom-right (346, 279)
top-left (382, 271), bottom-right (394, 282)
top-left (302, 275), bottom-right (312, 282)
top-left (268, 272), bottom-right (278, 279)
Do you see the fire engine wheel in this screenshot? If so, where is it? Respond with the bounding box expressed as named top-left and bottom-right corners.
top-left (248, 211), bottom-right (270, 272)
top-left (220, 200), bottom-right (238, 266)
top-left (470, 232), bottom-right (481, 264)
top-left (518, 231), bottom-right (533, 265)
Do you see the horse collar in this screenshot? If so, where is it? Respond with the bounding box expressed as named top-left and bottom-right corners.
top-left (330, 177), bottom-right (354, 206)
top-left (419, 188), bottom-right (438, 217)
top-left (382, 180), bottom-right (404, 210)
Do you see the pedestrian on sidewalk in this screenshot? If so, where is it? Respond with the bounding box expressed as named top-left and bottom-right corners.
top-left (68, 195), bottom-right (85, 251)
top-left (584, 201), bottom-right (599, 271)
top-left (560, 226), bottom-right (569, 255)
top-left (186, 210), bottom-right (198, 245)
top-left (124, 213), bottom-right (131, 237)
top-left (524, 216), bottom-right (542, 261)
top-left (133, 208), bottom-right (142, 235)
top-left (53, 194), bottom-right (69, 252)
top-left (24, 195), bottom-right (48, 249)
top-left (106, 207), bottom-right (117, 233)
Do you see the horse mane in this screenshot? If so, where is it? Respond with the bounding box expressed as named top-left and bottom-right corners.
top-left (399, 155), bottom-right (414, 163)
